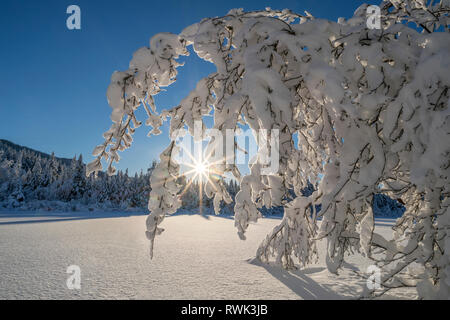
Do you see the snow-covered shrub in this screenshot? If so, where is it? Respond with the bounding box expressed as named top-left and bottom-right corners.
top-left (88, 1), bottom-right (450, 298)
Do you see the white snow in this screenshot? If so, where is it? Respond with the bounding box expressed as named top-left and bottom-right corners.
top-left (0, 213), bottom-right (416, 299)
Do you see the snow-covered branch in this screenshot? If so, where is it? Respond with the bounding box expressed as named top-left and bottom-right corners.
top-left (88, 1), bottom-right (450, 298)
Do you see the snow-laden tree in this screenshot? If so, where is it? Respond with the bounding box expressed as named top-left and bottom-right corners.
top-left (87, 0), bottom-right (450, 299)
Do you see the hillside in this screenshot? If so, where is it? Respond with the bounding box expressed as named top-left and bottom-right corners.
top-left (0, 139), bottom-right (73, 167)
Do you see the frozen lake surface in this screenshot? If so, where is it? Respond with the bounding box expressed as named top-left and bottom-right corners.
top-left (0, 212), bottom-right (416, 299)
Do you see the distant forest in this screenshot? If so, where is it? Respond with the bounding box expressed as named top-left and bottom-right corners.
top-left (0, 139), bottom-right (405, 217)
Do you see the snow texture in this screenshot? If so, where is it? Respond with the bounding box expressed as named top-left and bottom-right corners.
top-left (0, 213), bottom-right (415, 299)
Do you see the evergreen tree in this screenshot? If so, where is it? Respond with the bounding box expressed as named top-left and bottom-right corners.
top-left (70, 154), bottom-right (86, 200)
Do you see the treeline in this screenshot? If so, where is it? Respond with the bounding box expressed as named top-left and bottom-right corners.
top-left (0, 139), bottom-right (405, 217)
top-left (0, 140), bottom-right (239, 212)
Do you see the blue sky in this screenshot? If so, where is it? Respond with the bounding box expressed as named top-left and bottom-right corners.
top-left (0, 0), bottom-right (377, 174)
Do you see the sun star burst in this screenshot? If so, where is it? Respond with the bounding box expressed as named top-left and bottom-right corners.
top-left (177, 144), bottom-right (224, 215)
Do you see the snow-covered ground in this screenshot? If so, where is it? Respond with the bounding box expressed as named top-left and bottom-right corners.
top-left (0, 212), bottom-right (416, 299)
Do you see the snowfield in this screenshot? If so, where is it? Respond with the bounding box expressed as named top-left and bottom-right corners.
top-left (0, 213), bottom-right (416, 299)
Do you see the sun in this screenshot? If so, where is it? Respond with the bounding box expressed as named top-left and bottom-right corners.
top-left (195, 161), bottom-right (209, 177)
top-left (178, 145), bottom-right (214, 183)
top-left (180, 156), bottom-right (214, 215)
top-left (176, 141), bottom-right (226, 214)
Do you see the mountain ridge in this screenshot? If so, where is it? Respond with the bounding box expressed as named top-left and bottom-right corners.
top-left (0, 139), bottom-right (75, 166)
